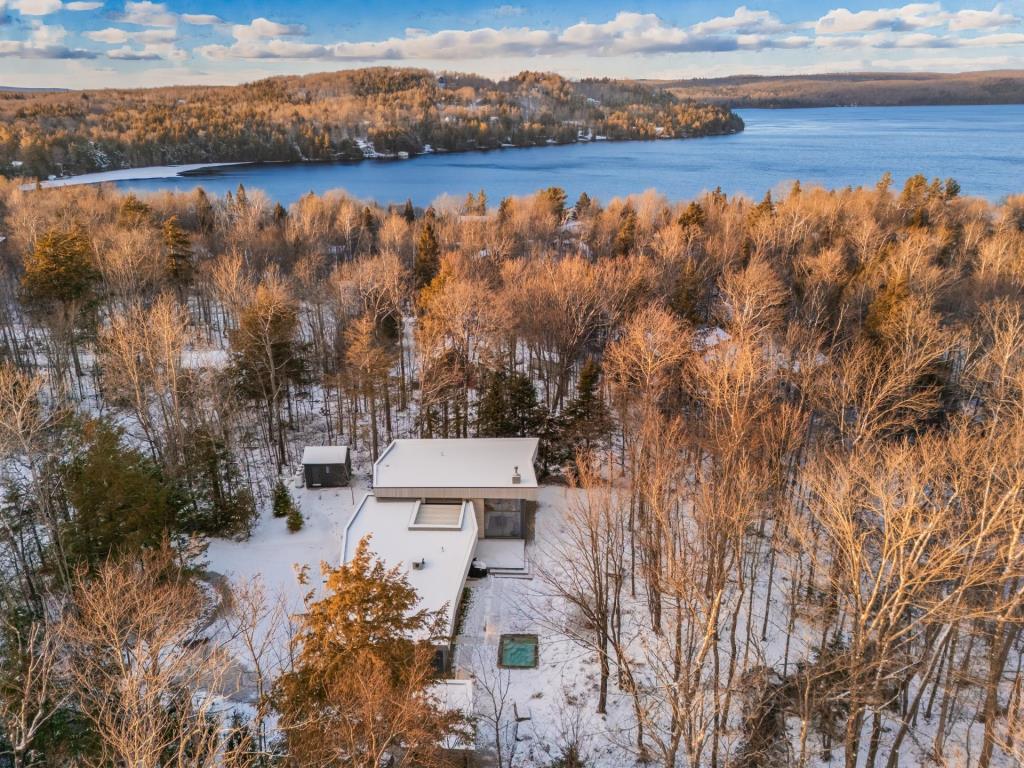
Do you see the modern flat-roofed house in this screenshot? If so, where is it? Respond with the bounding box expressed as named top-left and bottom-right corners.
top-left (341, 437), bottom-right (539, 670)
top-left (302, 445), bottom-right (351, 488)
top-left (372, 437), bottom-right (539, 539)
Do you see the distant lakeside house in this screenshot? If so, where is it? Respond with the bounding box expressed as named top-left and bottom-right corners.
top-left (340, 437), bottom-right (539, 671)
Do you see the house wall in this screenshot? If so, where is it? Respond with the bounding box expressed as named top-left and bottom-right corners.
top-left (373, 485), bottom-right (538, 501)
top-left (471, 498), bottom-right (485, 540)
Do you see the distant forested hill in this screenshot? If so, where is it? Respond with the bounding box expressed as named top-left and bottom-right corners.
top-left (0, 68), bottom-right (742, 180)
top-left (649, 70), bottom-right (1024, 108)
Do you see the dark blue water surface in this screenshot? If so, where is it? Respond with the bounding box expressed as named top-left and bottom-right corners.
top-left (117, 105), bottom-right (1024, 206)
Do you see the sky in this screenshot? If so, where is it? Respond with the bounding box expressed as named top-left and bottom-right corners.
top-left (1, 0), bottom-right (1023, 88)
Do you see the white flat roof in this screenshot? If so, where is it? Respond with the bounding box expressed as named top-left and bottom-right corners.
top-left (302, 445), bottom-right (349, 464)
top-left (373, 438), bottom-right (539, 490)
top-left (341, 494), bottom-right (477, 639)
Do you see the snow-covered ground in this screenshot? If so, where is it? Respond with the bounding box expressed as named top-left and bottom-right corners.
top-left (203, 476), bottom-right (1010, 768)
top-left (23, 162), bottom-right (248, 189)
top-left (205, 468), bottom-right (366, 617)
top-left (454, 486), bottom-right (635, 767)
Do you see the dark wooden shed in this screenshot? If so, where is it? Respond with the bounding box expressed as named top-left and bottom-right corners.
top-left (302, 446), bottom-right (351, 488)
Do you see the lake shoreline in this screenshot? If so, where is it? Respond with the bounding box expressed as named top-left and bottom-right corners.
top-left (66, 105), bottom-right (1022, 207)
top-left (19, 129), bottom-right (745, 190)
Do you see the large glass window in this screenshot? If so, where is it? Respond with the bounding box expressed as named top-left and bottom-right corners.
top-left (485, 508), bottom-right (523, 538)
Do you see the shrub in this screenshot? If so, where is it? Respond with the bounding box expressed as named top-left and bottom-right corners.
top-left (272, 479), bottom-right (292, 518)
top-left (287, 505), bottom-right (304, 533)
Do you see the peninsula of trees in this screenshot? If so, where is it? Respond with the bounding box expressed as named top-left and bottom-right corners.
top-left (0, 68), bottom-right (743, 180)
top-left (651, 69), bottom-right (1024, 108)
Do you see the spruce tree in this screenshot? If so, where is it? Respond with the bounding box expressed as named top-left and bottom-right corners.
top-left (272, 478), bottom-right (292, 518)
top-left (613, 205), bottom-right (638, 257)
top-left (477, 369), bottom-right (543, 438)
top-left (476, 369), bottom-right (510, 437)
top-left (678, 201), bottom-right (706, 230)
top-left (117, 194), bottom-right (151, 228)
top-left (195, 187), bottom-right (215, 234)
top-left (505, 371), bottom-right (543, 437)
top-left (402, 198), bottom-right (416, 223)
top-left (559, 357), bottom-right (612, 460)
top-left (286, 504), bottom-right (304, 533)
top-left (21, 228), bottom-right (99, 378)
top-left (162, 216), bottom-right (193, 293)
top-left (414, 215), bottom-right (440, 289)
top-left (575, 191), bottom-right (592, 216)
top-left (543, 186), bottom-right (567, 220)
top-left (61, 420), bottom-right (181, 570)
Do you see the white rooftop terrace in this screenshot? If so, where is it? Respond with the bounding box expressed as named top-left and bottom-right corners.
top-left (372, 438), bottom-right (539, 500)
top-left (341, 493), bottom-right (478, 639)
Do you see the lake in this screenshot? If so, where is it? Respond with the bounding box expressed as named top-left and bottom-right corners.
top-left (115, 105), bottom-right (1024, 206)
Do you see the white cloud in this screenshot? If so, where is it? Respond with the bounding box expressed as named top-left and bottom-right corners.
top-left (816, 3), bottom-right (944, 34)
top-left (29, 20), bottom-right (65, 45)
top-left (231, 17), bottom-right (307, 42)
top-left (0, 20), bottom-right (96, 57)
top-left (947, 8), bottom-right (1016, 30)
top-left (107, 41), bottom-right (183, 60)
top-left (204, 10), bottom-right (823, 61)
top-left (10, 0), bottom-right (63, 15)
top-left (107, 44), bottom-right (159, 59)
top-left (121, 1), bottom-right (176, 27)
top-left (195, 5), bottom-right (1024, 63)
top-left (5, 0), bottom-right (101, 12)
top-left (4, 2), bottom-right (1024, 78)
top-left (181, 13), bottom-right (223, 25)
top-left (691, 6), bottom-right (789, 35)
top-left (86, 26), bottom-right (129, 43)
top-left (86, 24), bottom-right (176, 45)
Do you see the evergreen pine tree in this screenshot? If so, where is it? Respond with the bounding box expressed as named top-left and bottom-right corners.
top-left (476, 369), bottom-right (510, 437)
top-left (477, 369), bottom-right (543, 438)
top-left (402, 198), bottom-right (416, 223)
top-left (287, 504), bottom-right (304, 533)
top-left (195, 187), bottom-right (215, 234)
top-left (117, 194), bottom-right (151, 228)
top-left (272, 478), bottom-right (292, 518)
top-left (505, 371), bottom-right (543, 437)
top-left (613, 205), bottom-right (638, 257)
top-left (575, 191), bottom-right (592, 217)
top-left (414, 215), bottom-right (440, 289)
top-left (273, 538), bottom-right (461, 766)
top-left (61, 420), bottom-right (182, 569)
top-left (543, 186), bottom-right (567, 220)
top-left (162, 216), bottom-right (193, 293)
top-left (677, 201), bottom-right (706, 230)
top-left (360, 205), bottom-right (378, 251)
top-left (559, 357), bottom-right (612, 460)
top-left (21, 228), bottom-right (100, 378)
top-left (181, 427), bottom-right (256, 538)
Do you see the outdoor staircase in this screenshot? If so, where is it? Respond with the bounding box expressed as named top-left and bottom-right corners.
top-left (488, 562), bottom-right (532, 580)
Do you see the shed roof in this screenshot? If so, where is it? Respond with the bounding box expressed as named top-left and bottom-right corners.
top-left (372, 438), bottom-right (538, 491)
top-left (341, 493), bottom-right (477, 639)
top-left (302, 445), bottom-right (350, 465)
